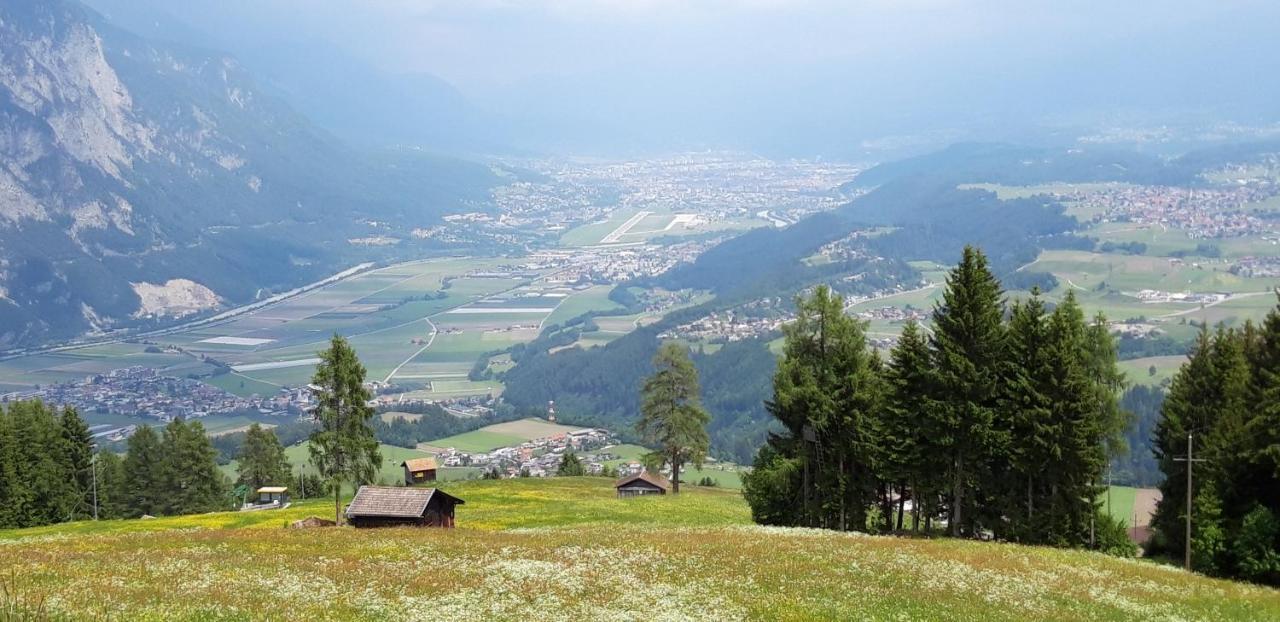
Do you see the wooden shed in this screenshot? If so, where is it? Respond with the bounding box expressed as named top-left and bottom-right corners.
top-left (615, 472), bottom-right (671, 497)
top-left (401, 457), bottom-right (438, 485)
top-left (344, 486), bottom-right (463, 528)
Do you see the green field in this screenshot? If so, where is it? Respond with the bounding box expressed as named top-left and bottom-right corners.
top-left (1, 478), bottom-right (1276, 620)
top-left (0, 257), bottom-right (596, 396)
top-left (421, 417), bottom-right (588, 453)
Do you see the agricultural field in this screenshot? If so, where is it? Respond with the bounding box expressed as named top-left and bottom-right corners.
top-left (1, 478), bottom-right (1276, 621)
top-left (219, 442), bottom-right (482, 487)
top-left (0, 257), bottom-right (656, 403)
top-left (419, 418), bottom-right (589, 454)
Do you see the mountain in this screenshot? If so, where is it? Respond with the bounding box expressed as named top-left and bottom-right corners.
top-left (0, 0), bottom-right (498, 348)
top-left (81, 0), bottom-right (507, 154)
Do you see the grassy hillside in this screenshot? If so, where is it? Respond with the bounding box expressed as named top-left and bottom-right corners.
top-left (1, 478), bottom-right (1277, 620)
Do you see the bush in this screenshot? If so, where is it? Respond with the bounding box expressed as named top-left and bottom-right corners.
top-left (1233, 505), bottom-right (1280, 585)
top-left (1094, 512), bottom-right (1138, 558)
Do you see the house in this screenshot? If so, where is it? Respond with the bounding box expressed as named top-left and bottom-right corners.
top-left (344, 486), bottom-right (464, 528)
top-left (615, 472), bottom-right (671, 497)
top-left (400, 457), bottom-right (438, 485)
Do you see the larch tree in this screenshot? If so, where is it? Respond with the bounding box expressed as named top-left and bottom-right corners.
top-left (309, 334), bottom-right (381, 524)
top-left (637, 341), bottom-right (710, 494)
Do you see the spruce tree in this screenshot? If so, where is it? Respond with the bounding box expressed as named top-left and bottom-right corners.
top-left (929, 246), bottom-right (1006, 537)
top-left (1151, 327), bottom-right (1218, 558)
top-left (638, 342), bottom-right (711, 494)
top-left (309, 335), bottom-right (381, 524)
top-left (882, 320), bottom-right (938, 533)
top-left (59, 407), bottom-right (95, 520)
top-left (0, 404), bottom-right (23, 528)
top-left (161, 419), bottom-right (228, 515)
top-left (123, 425), bottom-right (164, 517)
top-left (236, 423), bottom-right (291, 491)
top-left (999, 293), bottom-right (1054, 541)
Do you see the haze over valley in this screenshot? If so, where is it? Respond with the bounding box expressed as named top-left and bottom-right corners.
top-left (3, 1), bottom-right (1280, 619)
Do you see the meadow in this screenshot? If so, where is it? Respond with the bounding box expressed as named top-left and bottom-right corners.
top-left (419, 418), bottom-right (588, 453)
top-left (1, 478), bottom-right (1276, 621)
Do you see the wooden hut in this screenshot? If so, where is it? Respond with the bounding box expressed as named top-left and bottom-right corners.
top-left (344, 486), bottom-right (463, 528)
top-left (615, 472), bottom-right (671, 497)
top-left (400, 457), bottom-right (438, 485)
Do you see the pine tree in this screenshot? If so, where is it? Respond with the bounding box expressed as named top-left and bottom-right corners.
top-left (882, 320), bottom-right (938, 533)
top-left (1041, 291), bottom-right (1105, 545)
top-left (309, 335), bottom-right (381, 524)
top-left (638, 342), bottom-right (710, 494)
top-left (557, 451), bottom-right (586, 476)
top-left (0, 404), bottom-right (23, 528)
top-left (999, 292), bottom-right (1054, 542)
top-left (96, 450), bottom-right (128, 520)
top-left (236, 423), bottom-right (291, 491)
top-left (930, 246), bottom-right (1006, 537)
top-left (59, 407), bottom-right (95, 520)
top-left (9, 401), bottom-right (76, 526)
top-left (1152, 327), bottom-right (1219, 558)
top-left (160, 419), bottom-right (228, 515)
top-left (123, 425), bottom-right (164, 517)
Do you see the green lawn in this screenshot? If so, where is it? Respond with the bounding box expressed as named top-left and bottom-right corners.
top-left (1, 478), bottom-right (1276, 620)
top-left (421, 429), bottom-right (526, 453)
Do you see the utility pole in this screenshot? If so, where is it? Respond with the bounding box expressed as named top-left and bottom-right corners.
top-left (91, 453), bottom-right (99, 521)
top-left (1173, 432), bottom-right (1206, 572)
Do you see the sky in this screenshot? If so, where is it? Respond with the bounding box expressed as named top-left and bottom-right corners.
top-left (88, 0), bottom-right (1280, 156)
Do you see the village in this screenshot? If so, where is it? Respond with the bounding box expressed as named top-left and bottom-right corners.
top-left (1053, 183), bottom-right (1280, 239)
top-left (0, 366), bottom-right (308, 440)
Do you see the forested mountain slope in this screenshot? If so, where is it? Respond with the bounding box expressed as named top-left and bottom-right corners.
top-left (0, 0), bottom-right (497, 347)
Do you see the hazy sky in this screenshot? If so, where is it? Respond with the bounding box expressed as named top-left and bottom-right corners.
top-left (91, 0), bottom-right (1280, 155)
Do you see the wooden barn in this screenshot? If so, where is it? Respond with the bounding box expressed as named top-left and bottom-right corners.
top-left (615, 472), bottom-right (671, 498)
top-left (400, 457), bottom-right (438, 485)
top-left (345, 486), bottom-right (464, 528)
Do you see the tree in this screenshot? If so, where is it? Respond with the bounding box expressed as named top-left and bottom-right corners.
top-left (159, 419), bottom-right (227, 515)
top-left (59, 407), bottom-right (95, 520)
top-left (123, 425), bottom-right (164, 518)
top-left (309, 335), bottom-right (381, 524)
top-left (557, 451), bottom-right (586, 476)
top-left (235, 424), bottom-right (291, 491)
top-left (882, 320), bottom-right (939, 533)
top-left (747, 285), bottom-right (884, 530)
top-left (637, 342), bottom-right (710, 494)
top-left (930, 245), bottom-right (1006, 537)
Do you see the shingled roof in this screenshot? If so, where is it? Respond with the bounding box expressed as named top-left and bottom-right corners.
top-left (345, 486), bottom-right (463, 519)
top-left (615, 472), bottom-right (671, 491)
top-left (401, 457), bottom-right (438, 472)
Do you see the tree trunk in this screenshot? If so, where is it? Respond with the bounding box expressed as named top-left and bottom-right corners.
top-left (671, 454), bottom-right (680, 494)
top-left (334, 479), bottom-right (341, 526)
top-left (896, 483), bottom-right (906, 532)
top-left (950, 452), bottom-right (964, 537)
top-left (911, 479), bottom-right (920, 533)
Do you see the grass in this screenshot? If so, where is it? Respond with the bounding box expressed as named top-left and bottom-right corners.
top-left (421, 418), bottom-right (585, 454)
top-left (0, 477), bottom-right (1277, 620)
top-left (421, 430), bottom-right (526, 453)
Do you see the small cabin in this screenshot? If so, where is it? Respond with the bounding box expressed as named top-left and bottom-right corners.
top-left (401, 457), bottom-right (438, 485)
top-left (615, 472), bottom-right (671, 498)
top-left (345, 486), bottom-right (464, 528)
top-left (240, 486), bottom-right (290, 511)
